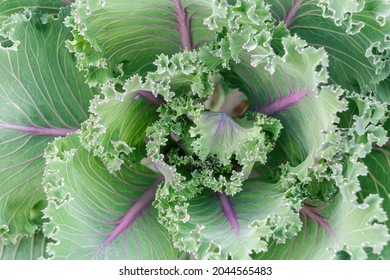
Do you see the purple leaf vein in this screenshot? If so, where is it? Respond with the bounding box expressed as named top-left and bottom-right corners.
top-left (0, 123), bottom-right (77, 136)
top-left (217, 191), bottom-right (239, 235)
top-left (137, 90), bottom-right (165, 106)
top-left (258, 88), bottom-right (310, 115)
top-left (96, 186), bottom-right (157, 255)
top-left (173, 0), bottom-right (193, 51)
top-left (300, 204), bottom-right (335, 238)
top-left (284, 0), bottom-right (303, 28)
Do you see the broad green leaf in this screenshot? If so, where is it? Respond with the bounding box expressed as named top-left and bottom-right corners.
top-left (0, 230), bottom-right (50, 260)
top-left (253, 192), bottom-right (389, 259)
top-left (156, 179), bottom-right (301, 260)
top-left (254, 95), bottom-right (390, 259)
top-left (265, 0), bottom-right (390, 100)
top-left (66, 0), bottom-right (215, 86)
top-left (359, 145), bottom-right (390, 259)
top-left (43, 134), bottom-right (178, 260)
top-left (0, 8), bottom-right (95, 242)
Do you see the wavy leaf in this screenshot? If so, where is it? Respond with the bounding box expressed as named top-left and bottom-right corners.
top-left (266, 0), bottom-right (390, 100)
top-left (79, 83), bottom-right (159, 172)
top-left (0, 0), bottom-right (65, 26)
top-left (0, 230), bottom-right (50, 260)
top-left (0, 8), bottom-right (95, 242)
top-left (190, 111), bottom-right (281, 178)
top-left (66, 0), bottom-right (215, 86)
top-left (359, 145), bottom-right (390, 259)
top-left (43, 134), bottom-right (178, 259)
top-left (253, 192), bottom-right (389, 259)
top-left (158, 180), bottom-right (301, 260)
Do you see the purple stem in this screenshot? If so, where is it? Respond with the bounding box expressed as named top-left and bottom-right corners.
top-left (300, 204), bottom-right (336, 238)
top-left (0, 123), bottom-right (77, 136)
top-left (258, 88), bottom-right (310, 115)
top-left (216, 191), bottom-right (239, 235)
top-left (63, 0), bottom-right (72, 6)
top-left (284, 0), bottom-right (303, 28)
top-left (137, 90), bottom-right (165, 106)
top-left (173, 0), bottom-right (193, 51)
top-left (96, 186), bottom-right (157, 255)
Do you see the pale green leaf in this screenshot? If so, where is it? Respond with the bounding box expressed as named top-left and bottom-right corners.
top-left (79, 83), bottom-right (159, 172)
top-left (0, 230), bottom-right (50, 260)
top-left (0, 0), bottom-right (65, 26)
top-left (253, 192), bottom-right (389, 259)
top-left (266, 0), bottom-right (390, 99)
top-left (0, 8), bottom-right (95, 242)
top-left (190, 111), bottom-right (281, 178)
top-left (43, 134), bottom-right (178, 260)
top-left (359, 145), bottom-right (390, 259)
top-left (66, 0), bottom-right (215, 86)
top-left (157, 180), bottom-right (301, 260)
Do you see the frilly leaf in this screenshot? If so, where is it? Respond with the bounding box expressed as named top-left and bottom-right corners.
top-left (318, 0), bottom-right (390, 80)
top-left (43, 134), bottom-right (178, 259)
top-left (79, 82), bottom-right (159, 172)
top-left (0, 230), bottom-right (50, 260)
top-left (360, 145), bottom-right (390, 259)
top-left (65, 0), bottom-right (215, 86)
top-left (266, 92), bottom-right (390, 260)
top-left (253, 192), bottom-right (389, 259)
top-left (155, 179), bottom-right (302, 260)
top-left (204, 0), bottom-right (276, 72)
top-left (0, 0), bottom-right (65, 27)
top-left (190, 111), bottom-right (281, 177)
top-left (267, 0), bottom-right (390, 100)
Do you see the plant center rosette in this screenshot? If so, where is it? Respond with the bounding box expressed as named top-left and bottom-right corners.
top-left (37, 0), bottom-right (390, 260)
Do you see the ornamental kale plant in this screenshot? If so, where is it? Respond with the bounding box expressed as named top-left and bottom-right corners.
top-left (0, 0), bottom-right (389, 260)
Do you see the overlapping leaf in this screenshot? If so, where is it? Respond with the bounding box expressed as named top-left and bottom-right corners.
top-left (204, 1), bottom-right (345, 180)
top-left (165, 180), bottom-right (301, 260)
top-left (66, 0), bottom-right (215, 86)
top-left (253, 193), bottom-right (388, 259)
top-left (0, 230), bottom-right (50, 260)
top-left (266, 0), bottom-right (390, 101)
top-left (360, 145), bottom-right (390, 259)
top-left (0, 0), bottom-right (65, 26)
top-left (79, 83), bottom-right (159, 172)
top-left (0, 0), bottom-right (388, 261)
top-left (0, 8), bottom-right (95, 243)
top-left (43, 134), bottom-right (177, 259)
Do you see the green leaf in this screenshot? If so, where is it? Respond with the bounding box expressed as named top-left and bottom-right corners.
top-left (224, 34), bottom-right (345, 179)
top-left (359, 145), bottom-right (390, 259)
top-left (43, 134), bottom-right (178, 259)
top-left (259, 92), bottom-right (390, 260)
top-left (79, 83), bottom-right (159, 172)
top-left (203, 1), bottom-right (345, 180)
top-left (266, 0), bottom-right (390, 99)
top-left (253, 192), bottom-right (389, 259)
top-left (0, 230), bottom-right (50, 260)
top-left (190, 111), bottom-right (281, 178)
top-left (156, 179), bottom-right (301, 260)
top-left (66, 0), bottom-right (215, 86)
top-left (0, 8), bottom-right (95, 242)
top-left (0, 0), bottom-right (65, 26)
top-left (255, 92), bottom-right (390, 259)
